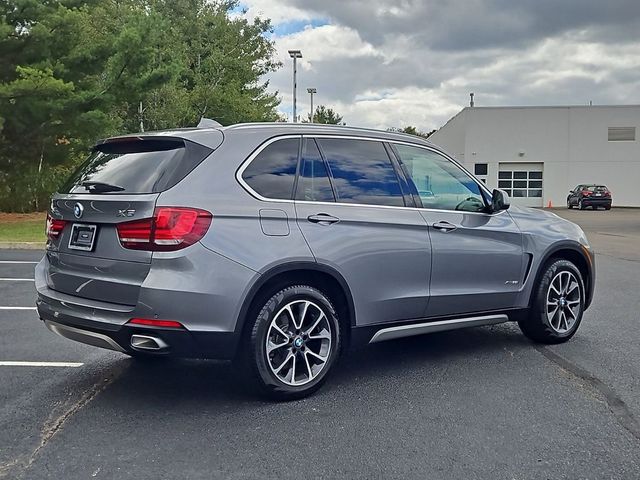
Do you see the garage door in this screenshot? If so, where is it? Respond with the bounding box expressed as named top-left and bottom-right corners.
top-left (498, 163), bottom-right (544, 207)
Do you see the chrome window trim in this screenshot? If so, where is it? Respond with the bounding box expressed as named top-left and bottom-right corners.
top-left (235, 134), bottom-right (503, 217)
top-left (236, 134), bottom-right (301, 203)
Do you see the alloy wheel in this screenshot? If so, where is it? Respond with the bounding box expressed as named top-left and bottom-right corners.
top-left (546, 271), bottom-right (581, 334)
top-left (265, 300), bottom-right (332, 386)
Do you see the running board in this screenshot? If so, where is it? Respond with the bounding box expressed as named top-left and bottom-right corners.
top-left (369, 314), bottom-right (509, 344)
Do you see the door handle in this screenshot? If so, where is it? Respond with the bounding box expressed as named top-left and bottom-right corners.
top-left (307, 213), bottom-right (340, 225)
top-left (432, 221), bottom-right (457, 233)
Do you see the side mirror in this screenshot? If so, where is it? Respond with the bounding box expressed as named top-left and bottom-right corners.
top-left (569, 190), bottom-right (574, 194)
top-left (491, 189), bottom-right (510, 212)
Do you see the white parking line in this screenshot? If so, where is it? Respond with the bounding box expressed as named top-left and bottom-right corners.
top-left (0, 361), bottom-right (83, 367)
top-left (0, 278), bottom-right (34, 281)
top-left (0, 261), bottom-right (38, 264)
top-left (0, 307), bottom-right (37, 310)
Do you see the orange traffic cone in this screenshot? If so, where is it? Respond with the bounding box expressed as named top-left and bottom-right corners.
top-left (547, 200), bottom-right (553, 208)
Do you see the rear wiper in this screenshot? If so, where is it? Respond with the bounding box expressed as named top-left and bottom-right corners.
top-left (81, 181), bottom-right (125, 193)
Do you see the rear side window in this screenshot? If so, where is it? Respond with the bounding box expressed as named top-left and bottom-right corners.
top-left (317, 138), bottom-right (404, 207)
top-left (296, 139), bottom-right (335, 202)
top-left (242, 138), bottom-right (300, 200)
top-left (60, 139), bottom-right (212, 194)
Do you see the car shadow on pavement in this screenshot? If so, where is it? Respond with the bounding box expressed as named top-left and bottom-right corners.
top-left (99, 323), bottom-right (533, 405)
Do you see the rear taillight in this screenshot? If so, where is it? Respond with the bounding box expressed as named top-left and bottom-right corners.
top-left (604, 190), bottom-right (611, 197)
top-left (582, 191), bottom-right (592, 196)
top-left (46, 214), bottom-right (66, 239)
top-left (116, 207), bottom-right (212, 251)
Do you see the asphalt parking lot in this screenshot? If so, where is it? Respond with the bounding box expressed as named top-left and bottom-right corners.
top-left (1, 208), bottom-right (639, 479)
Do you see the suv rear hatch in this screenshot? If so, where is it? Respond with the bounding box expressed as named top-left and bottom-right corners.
top-left (44, 135), bottom-right (215, 306)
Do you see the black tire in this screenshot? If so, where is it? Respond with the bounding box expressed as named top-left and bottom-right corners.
top-left (240, 285), bottom-right (342, 400)
top-left (567, 199), bottom-right (573, 209)
top-left (518, 259), bottom-right (585, 344)
top-left (578, 199), bottom-right (585, 210)
top-left (605, 205), bottom-right (611, 211)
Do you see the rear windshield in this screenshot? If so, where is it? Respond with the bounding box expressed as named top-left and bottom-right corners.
top-left (584, 185), bottom-right (608, 191)
top-left (59, 138), bottom-right (212, 194)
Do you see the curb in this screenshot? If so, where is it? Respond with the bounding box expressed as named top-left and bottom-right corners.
top-left (0, 242), bottom-right (46, 250)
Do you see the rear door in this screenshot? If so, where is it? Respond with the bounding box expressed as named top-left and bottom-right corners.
top-left (391, 143), bottom-right (524, 317)
top-left (294, 136), bottom-right (431, 327)
top-left (45, 137), bottom-right (213, 305)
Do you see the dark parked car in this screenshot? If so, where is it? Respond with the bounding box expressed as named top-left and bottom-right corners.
top-left (567, 184), bottom-right (612, 210)
top-left (36, 123), bottom-right (595, 399)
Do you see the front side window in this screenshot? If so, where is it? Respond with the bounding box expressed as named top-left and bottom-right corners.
top-left (394, 145), bottom-right (486, 212)
top-left (296, 139), bottom-right (335, 202)
top-left (317, 138), bottom-right (404, 207)
top-left (242, 138), bottom-right (300, 200)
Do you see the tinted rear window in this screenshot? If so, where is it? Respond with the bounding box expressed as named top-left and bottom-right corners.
top-left (242, 138), bottom-right (300, 199)
top-left (60, 139), bottom-right (212, 194)
top-left (318, 138), bottom-right (405, 207)
top-left (584, 185), bottom-right (608, 191)
top-left (296, 139), bottom-right (335, 202)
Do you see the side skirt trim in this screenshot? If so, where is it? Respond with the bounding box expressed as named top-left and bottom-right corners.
top-left (369, 314), bottom-right (509, 344)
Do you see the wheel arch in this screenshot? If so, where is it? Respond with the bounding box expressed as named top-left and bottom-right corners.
top-left (234, 262), bottom-right (356, 351)
top-left (530, 241), bottom-right (594, 309)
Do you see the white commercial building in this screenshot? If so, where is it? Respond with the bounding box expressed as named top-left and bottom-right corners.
top-left (429, 105), bottom-right (640, 207)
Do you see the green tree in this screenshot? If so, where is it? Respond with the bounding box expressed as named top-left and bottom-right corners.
top-left (0, 0), bottom-right (281, 212)
top-left (0, 0), bottom-right (180, 210)
top-left (388, 126), bottom-right (436, 139)
top-left (305, 105), bottom-right (345, 125)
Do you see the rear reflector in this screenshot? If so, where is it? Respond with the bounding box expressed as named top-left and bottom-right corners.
top-left (128, 318), bottom-right (185, 329)
top-left (46, 215), bottom-right (66, 239)
top-left (117, 207), bottom-right (212, 251)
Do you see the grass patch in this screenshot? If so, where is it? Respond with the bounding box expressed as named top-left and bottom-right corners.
top-left (0, 213), bottom-right (46, 242)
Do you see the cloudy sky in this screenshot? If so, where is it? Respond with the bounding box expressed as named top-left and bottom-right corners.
top-left (239, 0), bottom-right (640, 131)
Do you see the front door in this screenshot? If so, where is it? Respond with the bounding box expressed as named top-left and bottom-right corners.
top-left (392, 143), bottom-right (524, 317)
top-left (294, 137), bottom-right (431, 326)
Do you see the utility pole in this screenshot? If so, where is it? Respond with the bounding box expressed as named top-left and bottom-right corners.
top-left (138, 101), bottom-right (145, 132)
top-left (288, 50), bottom-right (302, 122)
top-left (307, 88), bottom-right (317, 123)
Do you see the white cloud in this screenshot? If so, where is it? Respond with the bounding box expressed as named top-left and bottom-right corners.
top-left (241, 1), bottom-right (640, 130)
top-left (239, 0), bottom-right (311, 24)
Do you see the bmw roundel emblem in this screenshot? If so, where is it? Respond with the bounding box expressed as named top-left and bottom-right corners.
top-left (73, 203), bottom-right (84, 219)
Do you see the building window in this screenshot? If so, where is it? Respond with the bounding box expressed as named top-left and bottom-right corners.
top-left (497, 170), bottom-right (543, 198)
top-left (473, 163), bottom-right (488, 184)
top-left (608, 127), bottom-right (636, 141)
top-left (474, 163), bottom-right (488, 176)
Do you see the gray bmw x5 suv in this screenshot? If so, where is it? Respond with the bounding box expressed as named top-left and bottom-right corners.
top-left (36, 123), bottom-right (595, 399)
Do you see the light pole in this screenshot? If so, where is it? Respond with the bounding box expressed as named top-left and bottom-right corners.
top-left (307, 88), bottom-right (317, 123)
top-left (288, 50), bottom-right (302, 122)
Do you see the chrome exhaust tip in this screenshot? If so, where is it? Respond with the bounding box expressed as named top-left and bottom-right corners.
top-left (130, 334), bottom-right (168, 351)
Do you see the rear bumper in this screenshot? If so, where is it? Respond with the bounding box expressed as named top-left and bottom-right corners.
top-left (37, 294), bottom-right (239, 359)
top-left (35, 255), bottom-right (242, 359)
top-left (582, 197), bottom-right (611, 206)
